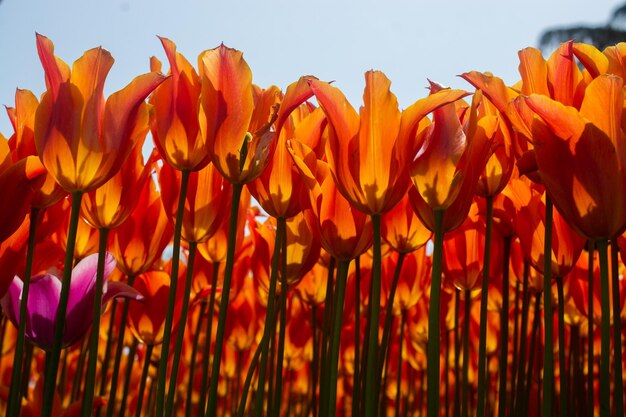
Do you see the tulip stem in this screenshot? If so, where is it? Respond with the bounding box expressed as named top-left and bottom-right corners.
top-left (318, 257), bottom-right (336, 415)
top-left (541, 196), bottom-right (554, 417)
top-left (7, 206), bottom-right (39, 417)
top-left (42, 191), bottom-right (83, 417)
top-left (476, 195), bottom-right (493, 417)
top-left (252, 216), bottom-right (285, 417)
top-left (587, 241), bottom-right (595, 417)
top-left (311, 304), bottom-right (319, 417)
top-left (364, 214), bottom-right (383, 417)
top-left (453, 289), bottom-right (461, 417)
top-left (394, 309), bottom-right (407, 417)
top-left (186, 302), bottom-right (207, 417)
top-left (352, 256), bottom-right (361, 417)
top-left (597, 239), bottom-right (611, 417)
top-left (461, 289), bottom-right (471, 417)
top-left (106, 275), bottom-right (136, 417)
top-left (236, 303), bottom-right (281, 417)
top-left (523, 293), bottom-right (541, 416)
top-left (426, 209), bottom-right (445, 417)
top-left (82, 227), bottom-right (111, 416)
top-left (498, 236), bottom-right (511, 417)
top-left (326, 259), bottom-right (350, 417)
top-left (206, 182), bottom-right (244, 417)
top-left (165, 241), bottom-right (198, 415)
top-left (556, 275), bottom-right (567, 417)
top-left (98, 300), bottom-right (118, 404)
top-left (155, 169), bottom-right (190, 417)
top-left (272, 221), bottom-right (290, 417)
top-left (135, 344), bottom-right (153, 417)
top-left (610, 240), bottom-right (624, 417)
top-left (119, 338), bottom-right (139, 417)
top-left (198, 262), bottom-right (220, 417)
top-left (511, 261), bottom-right (530, 417)
top-left (379, 252), bottom-right (407, 376)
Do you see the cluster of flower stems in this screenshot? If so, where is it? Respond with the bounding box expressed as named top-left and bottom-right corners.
top-left (0, 34), bottom-right (625, 417)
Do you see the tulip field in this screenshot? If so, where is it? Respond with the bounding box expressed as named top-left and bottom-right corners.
top-left (2, 34), bottom-right (626, 417)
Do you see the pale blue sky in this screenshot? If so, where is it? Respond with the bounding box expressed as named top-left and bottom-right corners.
top-left (0, 0), bottom-right (619, 136)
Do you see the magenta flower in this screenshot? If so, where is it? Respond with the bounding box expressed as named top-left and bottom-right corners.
top-left (0, 253), bottom-right (142, 351)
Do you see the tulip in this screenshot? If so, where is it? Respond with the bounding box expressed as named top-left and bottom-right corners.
top-left (0, 253), bottom-right (141, 351)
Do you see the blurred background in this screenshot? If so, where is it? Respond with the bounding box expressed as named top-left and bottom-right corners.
top-left (0, 0), bottom-right (622, 135)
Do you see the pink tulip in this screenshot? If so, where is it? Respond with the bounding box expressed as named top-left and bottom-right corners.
top-left (0, 253), bottom-right (142, 350)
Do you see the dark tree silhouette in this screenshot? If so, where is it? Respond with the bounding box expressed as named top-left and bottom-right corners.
top-left (540, 4), bottom-right (626, 50)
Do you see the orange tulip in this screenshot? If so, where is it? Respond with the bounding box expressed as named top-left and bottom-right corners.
top-left (128, 270), bottom-right (182, 346)
top-left (308, 71), bottom-right (468, 215)
top-left (0, 134), bottom-right (46, 241)
top-left (34, 34), bottom-right (166, 192)
top-left (6, 89), bottom-right (66, 208)
top-left (517, 74), bottom-right (626, 240)
top-left (249, 210), bottom-right (321, 292)
top-left (159, 160), bottom-right (231, 243)
top-left (81, 146), bottom-right (157, 230)
top-left (0, 217), bottom-right (30, 298)
top-left (288, 140), bottom-right (372, 261)
top-left (381, 193), bottom-right (431, 254)
top-left (382, 246), bottom-right (431, 313)
top-left (443, 211), bottom-right (503, 291)
top-left (247, 101), bottom-right (326, 219)
top-left (199, 45), bottom-right (308, 185)
top-left (507, 178), bottom-right (585, 277)
top-left (109, 178), bottom-right (174, 276)
top-left (149, 37), bottom-right (210, 172)
top-left (409, 83), bottom-right (493, 223)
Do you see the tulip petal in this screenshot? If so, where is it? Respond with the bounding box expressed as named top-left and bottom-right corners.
top-left (201, 44), bottom-right (254, 180)
top-left (523, 94), bottom-right (585, 144)
top-left (518, 47), bottom-right (550, 96)
top-left (26, 273), bottom-right (62, 350)
top-left (572, 43), bottom-right (609, 78)
top-left (35, 33), bottom-right (70, 99)
top-left (579, 74), bottom-right (623, 147)
top-left (0, 276), bottom-right (24, 328)
top-left (546, 41), bottom-right (584, 107)
top-left (71, 47), bottom-right (114, 153)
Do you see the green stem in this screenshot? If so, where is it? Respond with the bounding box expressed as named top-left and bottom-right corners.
top-left (523, 293), bottom-right (541, 416)
top-left (498, 236), bottom-right (511, 417)
top-left (352, 257), bottom-right (361, 417)
top-left (476, 195), bottom-right (493, 417)
top-left (118, 338), bottom-right (139, 417)
top-left (236, 301), bottom-right (282, 417)
top-left (98, 300), bottom-right (119, 403)
top-left (541, 196), bottom-right (554, 417)
top-left (318, 257), bottom-right (336, 415)
top-left (7, 206), bottom-right (40, 417)
top-left (509, 281), bottom-right (520, 417)
top-left (186, 302), bottom-right (208, 417)
top-left (311, 304), bottom-right (319, 417)
top-left (252, 216), bottom-right (285, 417)
top-left (556, 275), bottom-right (567, 417)
top-left (461, 290), bottom-right (471, 417)
top-left (426, 209), bottom-right (445, 417)
top-left (271, 221), bottom-right (289, 417)
top-left (394, 310), bottom-right (407, 417)
top-left (364, 214), bottom-right (382, 417)
top-left (42, 191), bottom-right (83, 417)
top-left (326, 259), bottom-right (350, 417)
top-left (155, 169), bottom-right (190, 417)
top-left (610, 239), bottom-right (624, 416)
top-left (71, 321), bottom-right (91, 401)
top-left (81, 227), bottom-right (111, 416)
top-left (587, 241), bottom-right (594, 417)
top-left (198, 262), bottom-right (220, 417)
top-left (206, 182), bottom-right (244, 417)
top-left (597, 239), bottom-right (611, 417)
top-left (106, 275), bottom-right (136, 417)
top-left (135, 344), bottom-right (154, 417)
top-left (165, 241), bottom-right (198, 415)
top-left (379, 252), bottom-right (407, 376)
top-left (453, 289), bottom-right (461, 417)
